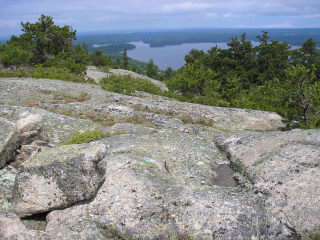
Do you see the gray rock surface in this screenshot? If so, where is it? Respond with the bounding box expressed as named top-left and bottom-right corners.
top-left (0, 105), bottom-right (101, 144)
top-left (215, 129), bottom-right (320, 238)
top-left (0, 117), bottom-right (18, 168)
top-left (0, 211), bottom-right (49, 240)
top-left (0, 77), bottom-right (284, 134)
top-left (12, 142), bottom-right (107, 217)
top-left (85, 66), bottom-right (109, 82)
top-left (0, 76), bottom-right (318, 239)
top-left (46, 130), bottom-right (270, 240)
top-left (0, 166), bottom-right (17, 211)
top-left (0, 113), bottom-right (48, 168)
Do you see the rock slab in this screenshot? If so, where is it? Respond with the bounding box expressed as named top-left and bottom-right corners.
top-left (215, 129), bottom-right (320, 238)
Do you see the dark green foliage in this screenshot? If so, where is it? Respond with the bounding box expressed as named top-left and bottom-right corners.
top-left (168, 60), bottom-right (220, 98)
top-left (122, 48), bottom-right (129, 69)
top-left (99, 74), bottom-right (163, 95)
top-left (0, 15), bottom-right (90, 76)
top-left (89, 49), bottom-right (111, 66)
top-left (146, 59), bottom-right (159, 78)
top-left (9, 15), bottom-right (76, 64)
top-left (0, 44), bottom-right (32, 67)
top-left (261, 64), bottom-right (320, 128)
top-left (169, 32), bottom-right (320, 128)
top-left (73, 44), bottom-right (89, 65)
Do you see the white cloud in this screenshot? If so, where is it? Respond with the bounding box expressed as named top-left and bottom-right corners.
top-left (159, 2), bottom-right (213, 13)
top-left (0, 0), bottom-right (319, 37)
top-left (206, 12), bottom-right (217, 18)
top-left (223, 13), bottom-right (239, 18)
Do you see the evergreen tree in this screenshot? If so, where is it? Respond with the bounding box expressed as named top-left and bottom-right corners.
top-left (146, 59), bottom-right (159, 78)
top-left (89, 50), bottom-right (107, 66)
top-left (265, 64), bottom-right (320, 128)
top-left (122, 48), bottom-right (129, 69)
top-left (7, 14), bottom-right (76, 64)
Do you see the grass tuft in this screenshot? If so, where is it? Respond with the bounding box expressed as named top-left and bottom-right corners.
top-left (64, 129), bottom-right (127, 145)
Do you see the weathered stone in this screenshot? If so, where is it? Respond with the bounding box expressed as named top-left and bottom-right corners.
top-left (0, 105), bottom-right (101, 144)
top-left (16, 112), bottom-right (43, 144)
top-left (0, 78), bottom-right (284, 133)
top-left (85, 66), bottom-right (108, 82)
top-left (215, 129), bottom-right (320, 238)
top-left (0, 166), bottom-right (18, 211)
top-left (12, 142), bottom-right (107, 217)
top-left (45, 130), bottom-right (270, 240)
top-left (0, 211), bottom-right (49, 240)
top-left (0, 117), bottom-right (19, 168)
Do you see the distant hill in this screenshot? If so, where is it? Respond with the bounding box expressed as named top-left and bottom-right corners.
top-left (76, 28), bottom-right (320, 49)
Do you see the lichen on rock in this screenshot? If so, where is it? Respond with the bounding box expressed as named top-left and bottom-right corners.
top-left (12, 142), bottom-right (107, 217)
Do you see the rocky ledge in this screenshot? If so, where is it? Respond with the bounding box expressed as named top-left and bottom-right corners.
top-left (0, 76), bottom-right (319, 240)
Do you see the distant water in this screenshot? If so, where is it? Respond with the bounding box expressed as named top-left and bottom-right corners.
top-left (126, 41), bottom-right (230, 70)
top-left (126, 41), bottom-right (300, 70)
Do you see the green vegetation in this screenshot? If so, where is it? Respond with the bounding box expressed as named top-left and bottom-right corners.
top-left (100, 74), bottom-right (163, 95)
top-left (64, 129), bottom-right (127, 145)
top-left (122, 48), bottom-right (129, 69)
top-left (166, 32), bottom-right (320, 129)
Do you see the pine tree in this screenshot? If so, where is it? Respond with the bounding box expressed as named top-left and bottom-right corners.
top-left (122, 48), bottom-right (129, 69)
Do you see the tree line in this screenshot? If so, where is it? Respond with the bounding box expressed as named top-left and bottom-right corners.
top-left (167, 32), bottom-right (320, 128)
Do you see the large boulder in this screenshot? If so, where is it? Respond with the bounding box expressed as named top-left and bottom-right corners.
top-left (215, 129), bottom-right (320, 238)
top-left (12, 142), bottom-right (107, 217)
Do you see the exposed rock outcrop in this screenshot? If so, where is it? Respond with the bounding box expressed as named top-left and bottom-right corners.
top-left (0, 76), bottom-right (318, 239)
top-left (45, 130), bottom-right (270, 239)
top-left (215, 129), bottom-right (320, 238)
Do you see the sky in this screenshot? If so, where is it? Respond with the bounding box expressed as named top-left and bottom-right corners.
top-left (0, 0), bottom-right (319, 38)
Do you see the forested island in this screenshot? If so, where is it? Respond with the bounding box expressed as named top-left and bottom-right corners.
top-left (0, 15), bottom-right (319, 129)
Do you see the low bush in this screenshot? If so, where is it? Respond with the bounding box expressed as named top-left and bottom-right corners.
top-left (99, 74), bottom-right (163, 95)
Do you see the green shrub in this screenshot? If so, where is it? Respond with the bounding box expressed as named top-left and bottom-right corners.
top-left (0, 68), bottom-right (28, 77)
top-left (100, 74), bottom-right (163, 95)
top-left (45, 53), bottom-right (86, 74)
top-left (0, 45), bottom-right (32, 67)
top-left (64, 129), bottom-right (127, 145)
top-left (30, 65), bottom-right (88, 83)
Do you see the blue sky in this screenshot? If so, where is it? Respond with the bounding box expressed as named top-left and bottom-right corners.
top-left (0, 0), bottom-right (319, 38)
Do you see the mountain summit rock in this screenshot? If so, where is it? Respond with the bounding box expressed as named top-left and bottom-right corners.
top-left (0, 76), bottom-right (318, 239)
